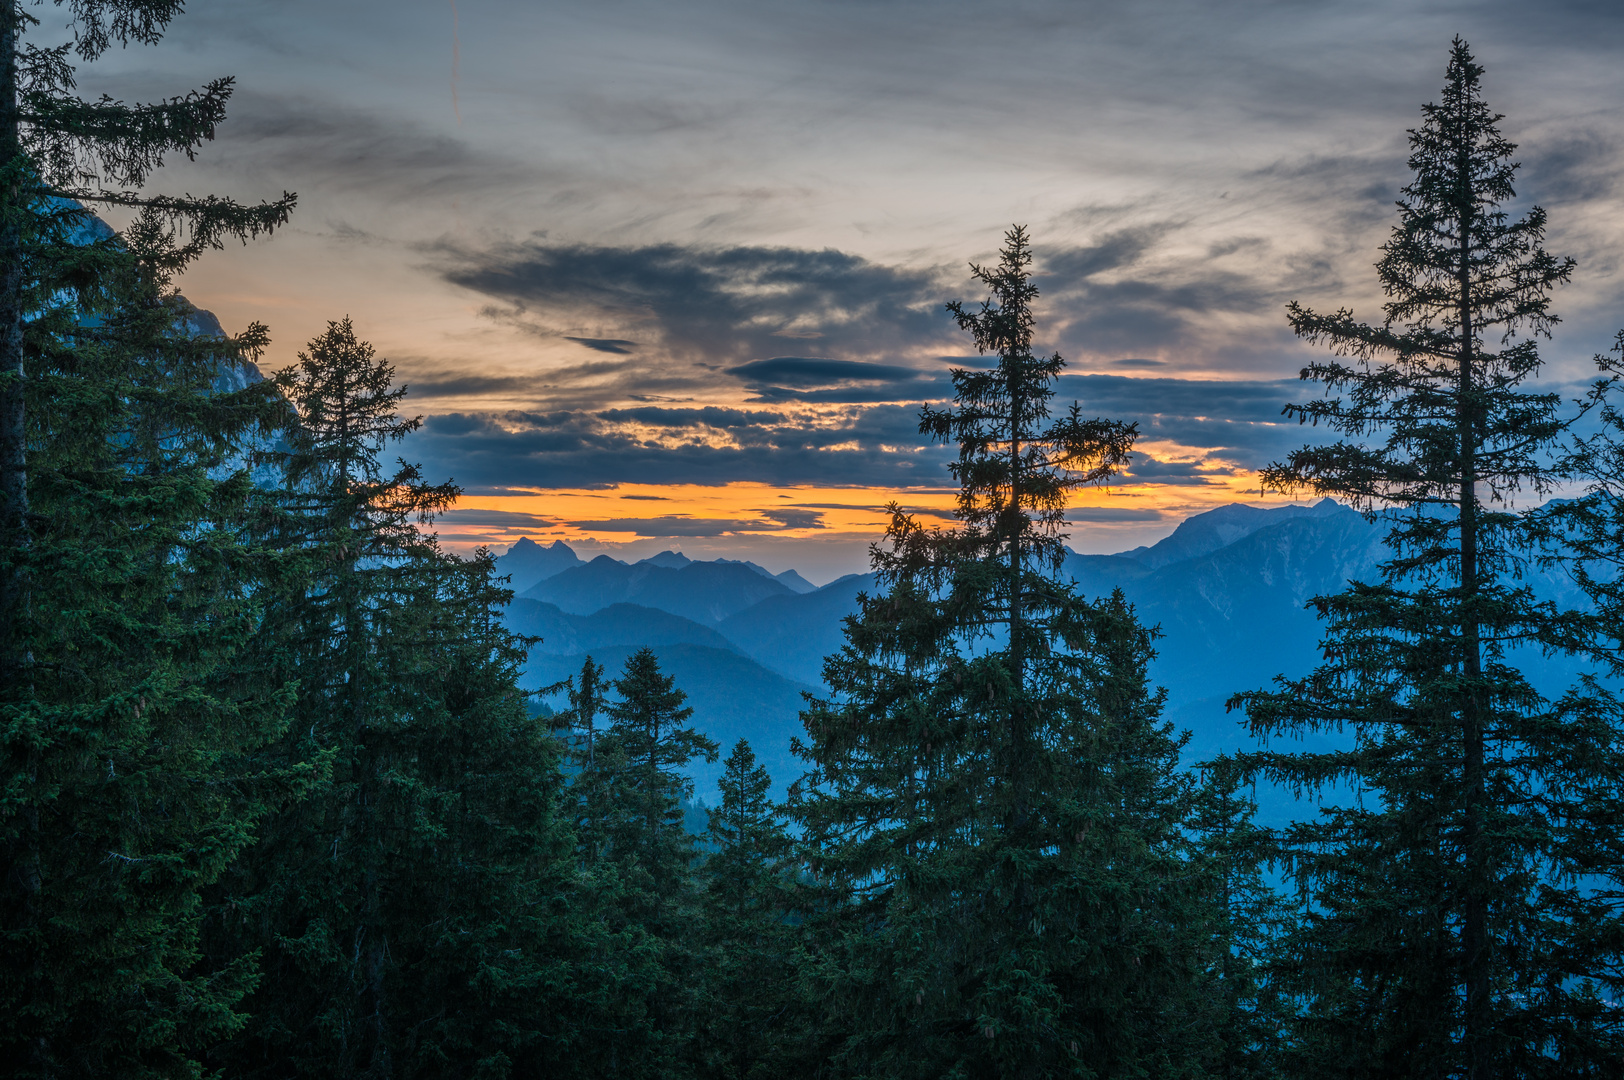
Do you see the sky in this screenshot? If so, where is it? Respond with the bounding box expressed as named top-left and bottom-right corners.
top-left (54, 0), bottom-right (1624, 582)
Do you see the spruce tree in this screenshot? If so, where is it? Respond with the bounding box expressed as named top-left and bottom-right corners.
top-left (573, 648), bottom-right (717, 1076)
top-left (1190, 757), bottom-right (1290, 1080)
top-left (0, 5), bottom-right (292, 1071)
top-left (0, 213), bottom-right (302, 1076)
top-left (565, 655), bottom-right (607, 771)
top-left (792, 227), bottom-right (1219, 1078)
top-left (593, 649), bottom-right (718, 926)
top-left (208, 320), bottom-right (584, 1078)
top-left (1231, 39), bottom-right (1624, 1076)
top-left (695, 740), bottom-right (799, 1080)
top-left (0, 0), bottom-right (293, 665)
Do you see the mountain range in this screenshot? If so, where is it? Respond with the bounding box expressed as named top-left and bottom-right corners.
top-left (496, 500), bottom-right (1591, 811)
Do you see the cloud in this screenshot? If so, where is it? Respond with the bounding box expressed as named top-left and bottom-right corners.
top-left (1122, 456), bottom-right (1243, 487)
top-left (727, 355), bottom-right (941, 403)
top-left (202, 91), bottom-right (544, 207)
top-left (438, 507), bottom-right (557, 529)
top-left (727, 356), bottom-right (926, 386)
top-left (407, 403), bottom-right (955, 492)
top-left (566, 508), bottom-right (826, 536)
top-left (1050, 374), bottom-right (1319, 463)
top-left (1064, 507), bottom-right (1165, 522)
top-left (598, 405), bottom-right (790, 428)
top-left (750, 506), bottom-right (825, 529)
top-left (434, 240), bottom-right (953, 368)
top-left (406, 373), bottom-right (540, 398)
top-left (401, 368), bottom-right (1338, 492)
top-left (566, 336), bottom-right (639, 354)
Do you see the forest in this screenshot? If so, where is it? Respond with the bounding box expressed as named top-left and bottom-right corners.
top-left (2, 5), bottom-right (1623, 1079)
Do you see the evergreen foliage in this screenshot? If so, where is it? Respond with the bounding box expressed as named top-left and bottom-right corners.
top-left (1231, 39), bottom-right (1624, 1077)
top-left (0, 6), bottom-right (294, 1071)
top-left (11, 19), bottom-right (1624, 1080)
top-left (0, 213), bottom-right (300, 1076)
top-left (1190, 758), bottom-right (1291, 1080)
top-left (208, 321), bottom-right (582, 1079)
top-left (568, 648), bottom-right (719, 1076)
top-left (791, 227), bottom-right (1220, 1078)
top-left (695, 740), bottom-right (799, 1080)
top-left (0, 0), bottom-right (294, 658)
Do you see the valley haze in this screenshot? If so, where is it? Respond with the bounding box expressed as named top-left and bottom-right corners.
top-left (496, 497), bottom-right (1588, 816)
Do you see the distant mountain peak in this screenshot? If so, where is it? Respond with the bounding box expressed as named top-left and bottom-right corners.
top-left (712, 557), bottom-right (817, 594)
top-left (640, 550), bottom-right (693, 569)
top-left (509, 537), bottom-right (578, 554)
top-left (494, 536), bottom-right (585, 594)
top-left (1114, 499), bottom-right (1354, 570)
top-left (520, 552), bottom-right (797, 624)
top-left (774, 568), bottom-right (817, 594)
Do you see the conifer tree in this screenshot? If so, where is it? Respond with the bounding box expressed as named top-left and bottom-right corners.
top-left (0, 213), bottom-right (302, 1076)
top-left (0, 5), bottom-right (292, 1070)
top-left (566, 655), bottom-right (607, 771)
top-left (0, 0), bottom-right (293, 665)
top-left (572, 648), bottom-right (718, 1076)
top-left (696, 740), bottom-right (799, 1080)
top-left (593, 649), bottom-right (719, 923)
top-left (1232, 39), bottom-right (1624, 1076)
top-left (208, 320), bottom-right (585, 1078)
top-left (792, 227), bottom-right (1220, 1078)
top-left (1190, 757), bottom-right (1290, 1080)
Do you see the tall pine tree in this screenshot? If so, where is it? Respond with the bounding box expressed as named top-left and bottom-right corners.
top-left (0, 213), bottom-right (302, 1076)
top-left (0, 4), bottom-right (292, 1072)
top-left (1232, 39), bottom-right (1624, 1077)
top-left (695, 740), bottom-right (799, 1080)
top-left (792, 226), bottom-right (1221, 1078)
top-left (0, 0), bottom-right (293, 666)
top-left (571, 648), bottom-right (718, 1077)
top-left (209, 320), bottom-right (584, 1078)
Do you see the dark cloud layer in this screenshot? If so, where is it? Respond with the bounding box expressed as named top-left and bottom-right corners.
top-left (437, 240), bottom-right (953, 367)
top-left (404, 372), bottom-right (1339, 493)
top-left (1065, 507), bottom-right (1165, 522)
top-left (438, 507), bottom-right (557, 529)
top-left (565, 508), bottom-right (826, 536)
top-left (566, 336), bottom-right (639, 354)
top-left (407, 403), bottom-right (950, 492)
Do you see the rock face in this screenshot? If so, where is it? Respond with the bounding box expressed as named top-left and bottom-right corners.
top-left (59, 202), bottom-right (262, 394)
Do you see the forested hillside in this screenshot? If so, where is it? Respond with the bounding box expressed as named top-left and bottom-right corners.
top-left (4, 17), bottom-right (1623, 1080)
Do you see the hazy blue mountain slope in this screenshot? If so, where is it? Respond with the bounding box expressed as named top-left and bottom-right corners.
top-left (772, 568), bottom-right (817, 593)
top-left (521, 555), bottom-right (795, 624)
top-left (495, 538), bottom-right (582, 594)
top-left (1062, 552), bottom-right (1153, 597)
top-left (1115, 498), bottom-right (1347, 569)
top-left (498, 501), bottom-right (1603, 819)
top-left (502, 599), bottom-right (740, 657)
top-left (717, 573), bottom-right (878, 687)
top-left (520, 643), bottom-right (813, 799)
top-left (1127, 508), bottom-right (1388, 756)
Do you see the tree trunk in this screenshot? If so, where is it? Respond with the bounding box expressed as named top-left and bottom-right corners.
top-left (0, 0), bottom-right (26, 673)
top-left (1456, 166), bottom-right (1490, 1080)
top-left (1007, 355), bottom-right (1028, 839)
top-left (0, 10), bottom-right (40, 1070)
